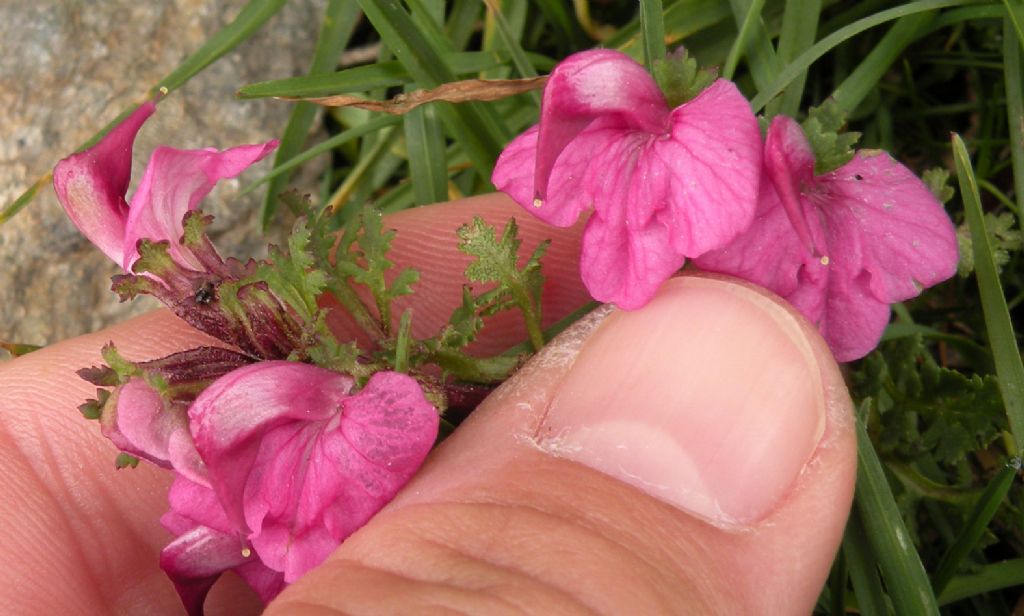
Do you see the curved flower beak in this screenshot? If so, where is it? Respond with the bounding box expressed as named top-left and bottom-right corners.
top-left (53, 101), bottom-right (156, 265)
top-left (533, 49), bottom-right (670, 202)
top-left (52, 100), bottom-right (277, 271)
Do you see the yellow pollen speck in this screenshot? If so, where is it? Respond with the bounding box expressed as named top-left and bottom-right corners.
top-left (820, 255), bottom-right (830, 266)
top-left (532, 197), bottom-right (543, 208)
top-left (159, 86), bottom-right (169, 96)
top-left (241, 547), bottom-right (252, 558)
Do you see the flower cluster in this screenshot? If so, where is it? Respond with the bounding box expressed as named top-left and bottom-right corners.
top-left (54, 43), bottom-right (961, 616)
top-left (493, 49), bottom-right (959, 361)
top-left (56, 104), bottom-right (439, 614)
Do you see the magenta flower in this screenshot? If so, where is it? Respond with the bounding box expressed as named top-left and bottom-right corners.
top-left (696, 116), bottom-right (959, 361)
top-left (99, 361), bottom-right (438, 615)
top-left (492, 49), bottom-right (762, 309)
top-left (53, 100), bottom-right (277, 271)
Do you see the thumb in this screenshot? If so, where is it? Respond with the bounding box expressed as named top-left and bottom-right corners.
top-left (267, 274), bottom-right (857, 614)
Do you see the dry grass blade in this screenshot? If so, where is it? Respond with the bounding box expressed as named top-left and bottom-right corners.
top-left (281, 76), bottom-right (549, 114)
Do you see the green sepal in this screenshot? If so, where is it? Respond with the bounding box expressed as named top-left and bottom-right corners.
top-left (132, 239), bottom-right (178, 278)
top-left (652, 47), bottom-right (717, 109)
top-left (114, 453), bottom-right (141, 470)
top-left (100, 344), bottom-right (142, 382)
top-left (180, 210), bottom-right (215, 249)
top-left (78, 389), bottom-right (111, 420)
top-left (110, 274), bottom-right (165, 302)
top-left (801, 100), bottom-right (860, 175)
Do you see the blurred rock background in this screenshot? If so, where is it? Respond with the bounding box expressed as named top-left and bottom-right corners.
top-left (0, 0), bottom-right (325, 347)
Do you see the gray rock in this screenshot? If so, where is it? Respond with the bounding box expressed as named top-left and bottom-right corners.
top-left (0, 0), bottom-right (328, 348)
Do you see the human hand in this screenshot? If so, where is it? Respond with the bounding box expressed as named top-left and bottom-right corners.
top-left (0, 194), bottom-right (855, 614)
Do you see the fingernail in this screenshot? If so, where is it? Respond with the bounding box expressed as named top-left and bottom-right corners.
top-left (538, 276), bottom-right (827, 526)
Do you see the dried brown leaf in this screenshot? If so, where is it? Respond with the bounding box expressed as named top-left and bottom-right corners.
top-left (281, 77), bottom-right (549, 114)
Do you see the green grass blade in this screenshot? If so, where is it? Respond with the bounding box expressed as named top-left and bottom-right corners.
top-left (723, 0), bottom-right (770, 81)
top-left (855, 413), bottom-right (940, 615)
top-left (769, 0), bottom-right (822, 118)
top-left (243, 114), bottom-right (401, 193)
top-left (530, 0), bottom-right (586, 49)
top-left (355, 0), bottom-right (507, 176)
top-left (327, 126), bottom-right (400, 213)
top-left (0, 172), bottom-right (52, 225)
top-left (260, 0), bottom-right (361, 229)
top-left (930, 461), bottom-right (1018, 596)
top-left (953, 133), bottom-right (1024, 454)
top-left (1005, 15), bottom-right (1024, 216)
top-left (404, 96), bottom-right (449, 205)
top-left (152, 0), bottom-right (286, 93)
top-left (238, 51), bottom-right (516, 98)
top-left (1, 0), bottom-right (286, 224)
top-left (831, 12), bottom-right (936, 115)
top-left (1004, 0), bottom-right (1024, 50)
top-left (640, 0), bottom-right (667, 71)
top-left (446, 0), bottom-right (481, 50)
top-left (483, 0), bottom-right (540, 84)
top-left (938, 558), bottom-right (1024, 605)
top-left (725, 0), bottom-right (780, 92)
top-left (605, 0), bottom-right (730, 54)
top-left (749, 0), bottom-right (972, 112)
top-left (843, 507), bottom-right (890, 616)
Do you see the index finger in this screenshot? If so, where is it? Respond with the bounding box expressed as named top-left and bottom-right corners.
top-left (0, 193), bottom-right (588, 614)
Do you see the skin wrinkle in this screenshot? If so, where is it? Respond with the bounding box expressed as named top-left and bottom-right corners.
top-left (362, 487), bottom-right (700, 614)
top-left (337, 501), bottom-right (630, 609)
top-left (380, 536), bottom-right (568, 614)
top-left (0, 419), bottom-right (107, 614)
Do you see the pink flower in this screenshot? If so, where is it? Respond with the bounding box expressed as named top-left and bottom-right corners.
top-left (492, 49), bottom-right (762, 309)
top-left (695, 116), bottom-right (959, 361)
top-left (102, 361), bottom-right (438, 615)
top-left (53, 100), bottom-right (277, 271)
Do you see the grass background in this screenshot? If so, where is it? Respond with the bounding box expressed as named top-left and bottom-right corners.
top-left (4, 0), bottom-right (1024, 612)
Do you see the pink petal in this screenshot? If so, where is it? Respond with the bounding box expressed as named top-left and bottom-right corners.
top-left (764, 116), bottom-right (821, 256)
top-left (580, 212), bottom-right (683, 310)
top-left (819, 271), bottom-right (893, 362)
top-left (100, 379), bottom-right (205, 481)
top-left (533, 49), bottom-right (669, 202)
top-left (52, 102), bottom-right (156, 265)
top-left (122, 141), bottom-right (277, 270)
top-left (493, 65), bottom-right (762, 309)
top-left (189, 363), bottom-right (438, 582)
top-left (189, 362), bottom-right (355, 528)
top-left (655, 80), bottom-right (762, 256)
top-left (160, 474), bottom-right (287, 612)
top-left (815, 150), bottom-right (959, 304)
top-left (695, 174), bottom-right (818, 296)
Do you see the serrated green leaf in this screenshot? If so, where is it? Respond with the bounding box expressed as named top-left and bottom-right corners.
top-left (250, 218), bottom-right (327, 322)
top-left (802, 100), bottom-right (861, 174)
top-left (957, 212), bottom-right (1022, 277)
top-left (335, 206), bottom-right (419, 335)
top-left (457, 216), bottom-right (548, 350)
